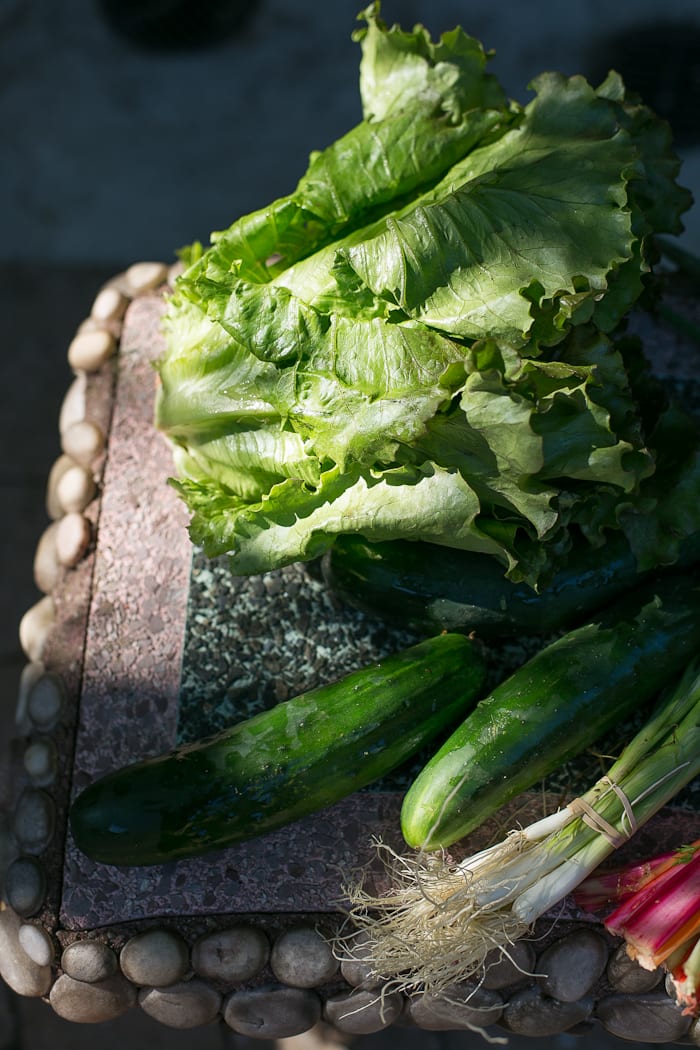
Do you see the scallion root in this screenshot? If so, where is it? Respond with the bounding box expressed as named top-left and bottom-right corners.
top-left (337, 833), bottom-right (540, 997)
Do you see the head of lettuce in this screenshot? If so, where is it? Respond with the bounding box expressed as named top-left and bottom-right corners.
top-left (154, 3), bottom-right (697, 589)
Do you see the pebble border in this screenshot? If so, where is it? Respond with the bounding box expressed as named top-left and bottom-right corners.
top-left (0, 264), bottom-right (698, 1042)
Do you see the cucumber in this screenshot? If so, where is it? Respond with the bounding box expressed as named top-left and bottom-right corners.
top-left (70, 632), bottom-right (486, 866)
top-left (322, 532), bottom-right (700, 638)
top-left (401, 572), bottom-right (700, 850)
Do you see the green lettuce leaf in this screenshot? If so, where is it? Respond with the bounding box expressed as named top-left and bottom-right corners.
top-left (156, 5), bottom-right (694, 586)
top-left (335, 72), bottom-right (637, 347)
top-left (182, 3), bottom-right (513, 293)
top-left (173, 461), bottom-right (510, 573)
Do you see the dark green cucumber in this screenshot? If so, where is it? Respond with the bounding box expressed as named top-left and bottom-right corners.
top-left (322, 532), bottom-right (700, 638)
top-left (401, 572), bottom-right (700, 850)
top-left (70, 632), bottom-right (486, 866)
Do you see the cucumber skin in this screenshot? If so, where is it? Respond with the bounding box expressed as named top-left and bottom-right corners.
top-left (70, 632), bottom-right (486, 866)
top-left (401, 573), bottom-right (700, 850)
top-left (322, 533), bottom-right (700, 638)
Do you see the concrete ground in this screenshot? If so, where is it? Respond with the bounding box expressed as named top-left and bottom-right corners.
top-left (2, 1), bottom-right (700, 1047)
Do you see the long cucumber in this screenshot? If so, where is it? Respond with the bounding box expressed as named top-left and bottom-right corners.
top-left (401, 573), bottom-right (700, 850)
top-left (70, 632), bottom-right (486, 866)
top-left (322, 532), bottom-right (700, 638)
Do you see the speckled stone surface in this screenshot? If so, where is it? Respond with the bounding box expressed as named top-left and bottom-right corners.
top-left (69, 295), bottom-right (191, 778)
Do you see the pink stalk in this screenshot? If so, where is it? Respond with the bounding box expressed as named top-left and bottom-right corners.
top-left (604, 858), bottom-right (696, 930)
top-left (573, 850), bottom-right (680, 912)
top-left (604, 850), bottom-right (700, 970)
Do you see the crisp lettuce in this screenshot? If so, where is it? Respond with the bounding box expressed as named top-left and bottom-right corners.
top-left (156, 3), bottom-right (695, 586)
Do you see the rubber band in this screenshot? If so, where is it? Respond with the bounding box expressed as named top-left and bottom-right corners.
top-left (601, 775), bottom-right (638, 837)
top-left (568, 776), bottom-right (637, 848)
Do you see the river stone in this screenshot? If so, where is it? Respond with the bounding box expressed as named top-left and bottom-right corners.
top-left (125, 261), bottom-right (168, 294)
top-left (18, 923), bottom-right (54, 967)
top-left (0, 907), bottom-right (52, 996)
top-left (223, 985), bottom-right (322, 1039)
top-left (55, 464), bottom-right (96, 515)
top-left (14, 661), bottom-right (45, 734)
top-left (607, 942), bottom-right (663, 994)
top-left (270, 926), bottom-right (338, 988)
top-left (55, 512), bottom-right (91, 567)
top-left (26, 673), bottom-right (63, 731)
top-left (50, 973), bottom-right (137, 1023)
top-left (67, 328), bottom-right (117, 372)
top-left (503, 986), bottom-right (594, 1036)
top-left (58, 374), bottom-right (87, 434)
top-left (91, 285), bottom-right (128, 323)
top-left (406, 982), bottom-right (503, 1031)
top-left (4, 856), bottom-right (46, 917)
top-left (62, 940), bottom-right (118, 983)
top-left (482, 940), bottom-right (538, 990)
top-left (138, 979), bottom-right (222, 1028)
top-left (324, 988), bottom-right (404, 1034)
top-left (339, 961), bottom-right (382, 990)
top-left (19, 596), bottom-right (55, 663)
top-left (120, 928), bottom-right (190, 987)
top-left (596, 990), bottom-right (692, 1042)
top-left (23, 737), bottom-right (58, 787)
top-left (33, 522), bottom-right (62, 594)
top-left (339, 929), bottom-right (383, 990)
top-left (13, 788), bottom-right (55, 854)
top-left (46, 454), bottom-right (80, 519)
top-left (191, 924), bottom-right (269, 983)
top-left (61, 420), bottom-right (105, 468)
top-left (537, 927), bottom-right (608, 1002)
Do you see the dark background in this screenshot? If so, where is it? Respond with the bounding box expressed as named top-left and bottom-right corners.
top-left (2, 0), bottom-right (700, 267)
top-left (1, 1), bottom-right (700, 1046)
